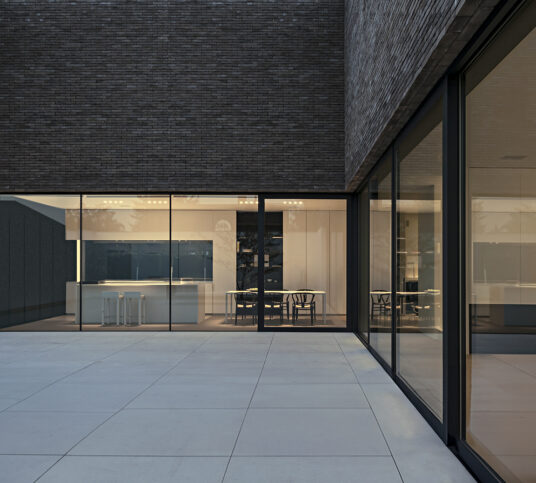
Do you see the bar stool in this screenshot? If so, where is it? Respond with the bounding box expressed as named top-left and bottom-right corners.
top-left (123, 292), bottom-right (145, 326)
top-left (101, 292), bottom-right (123, 326)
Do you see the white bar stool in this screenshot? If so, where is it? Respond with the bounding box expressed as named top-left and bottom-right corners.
top-left (101, 292), bottom-right (123, 326)
top-left (123, 292), bottom-right (145, 326)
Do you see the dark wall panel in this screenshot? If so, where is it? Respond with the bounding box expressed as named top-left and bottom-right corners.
top-left (0, 204), bottom-right (10, 326)
top-left (24, 210), bottom-right (40, 322)
top-left (9, 208), bottom-right (25, 324)
top-left (39, 219), bottom-right (54, 320)
top-left (0, 201), bottom-right (75, 329)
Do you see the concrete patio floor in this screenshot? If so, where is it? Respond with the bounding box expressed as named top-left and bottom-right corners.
top-left (0, 332), bottom-right (474, 483)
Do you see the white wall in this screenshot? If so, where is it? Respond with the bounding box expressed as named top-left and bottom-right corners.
top-left (369, 208), bottom-right (390, 291)
top-left (283, 210), bottom-right (346, 315)
top-left (469, 167), bottom-right (536, 306)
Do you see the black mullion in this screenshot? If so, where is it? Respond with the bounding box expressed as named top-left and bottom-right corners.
top-left (444, 76), bottom-right (462, 444)
top-left (391, 144), bottom-right (397, 376)
top-left (459, 72), bottom-right (468, 443)
top-left (169, 194), bottom-right (172, 331)
top-left (346, 193), bottom-right (355, 332)
top-left (443, 76), bottom-right (462, 444)
top-left (79, 194), bottom-right (82, 331)
top-left (257, 195), bottom-right (265, 331)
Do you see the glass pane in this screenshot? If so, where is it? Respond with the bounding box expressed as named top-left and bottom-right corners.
top-left (81, 195), bottom-right (170, 330)
top-left (171, 195), bottom-right (258, 330)
top-left (0, 195), bottom-right (80, 331)
top-left (465, 3), bottom-right (536, 481)
top-left (397, 98), bottom-right (443, 419)
top-left (369, 155), bottom-right (392, 365)
top-left (264, 198), bottom-right (347, 328)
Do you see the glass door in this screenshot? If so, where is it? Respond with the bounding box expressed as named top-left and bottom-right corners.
top-left (262, 197), bottom-right (347, 330)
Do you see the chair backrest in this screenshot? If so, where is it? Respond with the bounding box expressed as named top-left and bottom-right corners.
top-left (293, 290), bottom-right (315, 306)
top-left (123, 291), bottom-right (142, 300)
top-left (103, 291), bottom-right (120, 299)
top-left (380, 293), bottom-right (391, 305)
top-left (370, 293), bottom-right (383, 304)
top-left (235, 292), bottom-right (257, 304)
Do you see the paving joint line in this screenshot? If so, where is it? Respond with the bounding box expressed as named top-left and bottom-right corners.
top-left (220, 332), bottom-right (275, 483)
top-left (34, 332), bottom-right (216, 482)
top-left (334, 334), bottom-right (405, 483)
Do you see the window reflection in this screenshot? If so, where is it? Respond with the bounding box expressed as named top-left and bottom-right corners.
top-left (397, 99), bottom-right (443, 419)
top-left (263, 199), bottom-right (347, 328)
top-left (81, 195), bottom-right (170, 330)
top-left (465, 4), bottom-right (536, 481)
top-left (369, 155), bottom-right (392, 364)
top-left (171, 195), bottom-right (258, 330)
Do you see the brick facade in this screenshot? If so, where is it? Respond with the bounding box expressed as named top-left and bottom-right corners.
top-left (0, 1), bottom-right (344, 193)
top-left (345, 0), bottom-right (500, 191)
top-left (1, 0), bottom-right (503, 194)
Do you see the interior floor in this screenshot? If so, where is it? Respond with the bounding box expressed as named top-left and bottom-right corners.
top-left (1, 314), bottom-right (347, 332)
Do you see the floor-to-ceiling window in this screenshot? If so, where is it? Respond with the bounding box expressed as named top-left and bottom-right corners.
top-left (81, 195), bottom-right (170, 331)
top-left (1, 193), bottom-right (346, 332)
top-left (263, 198), bottom-right (347, 328)
top-left (171, 195), bottom-right (258, 331)
top-left (369, 154), bottom-right (392, 365)
top-left (464, 2), bottom-right (536, 480)
top-left (0, 195), bottom-right (80, 331)
top-left (396, 97), bottom-right (444, 419)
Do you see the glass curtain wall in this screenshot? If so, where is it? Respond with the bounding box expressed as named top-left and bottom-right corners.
top-left (0, 195), bottom-right (80, 331)
top-left (81, 195), bottom-right (170, 330)
top-left (263, 199), bottom-right (347, 328)
top-left (464, 2), bottom-right (536, 481)
top-left (396, 98), bottom-right (444, 419)
top-left (369, 154), bottom-right (392, 364)
top-left (171, 195), bottom-right (258, 331)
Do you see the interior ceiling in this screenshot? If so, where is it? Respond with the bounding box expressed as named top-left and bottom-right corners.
top-left (11, 195), bottom-right (346, 212)
top-left (399, 123), bottom-right (443, 192)
top-left (467, 26), bottom-right (535, 170)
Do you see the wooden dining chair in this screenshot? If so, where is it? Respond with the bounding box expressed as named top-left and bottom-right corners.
top-left (292, 289), bottom-right (316, 325)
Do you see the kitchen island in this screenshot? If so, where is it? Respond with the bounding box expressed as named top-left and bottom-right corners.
top-left (73, 280), bottom-right (206, 324)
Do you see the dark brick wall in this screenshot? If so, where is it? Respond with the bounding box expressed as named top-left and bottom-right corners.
top-left (0, 1), bottom-right (344, 193)
top-left (345, 0), bottom-right (500, 191)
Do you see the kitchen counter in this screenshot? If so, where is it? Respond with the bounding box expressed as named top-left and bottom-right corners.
top-left (72, 281), bottom-right (206, 324)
